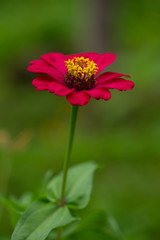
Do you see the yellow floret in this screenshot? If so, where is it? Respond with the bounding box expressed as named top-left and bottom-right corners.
top-left (65, 57), bottom-right (98, 78)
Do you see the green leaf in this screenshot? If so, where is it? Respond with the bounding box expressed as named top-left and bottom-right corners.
top-left (107, 215), bottom-right (123, 239)
top-left (47, 161), bottom-right (97, 209)
top-left (11, 200), bottom-right (75, 240)
top-left (0, 194), bottom-right (26, 214)
top-left (72, 210), bottom-right (107, 232)
top-left (64, 210), bottom-right (122, 240)
top-left (33, 170), bottom-right (53, 201)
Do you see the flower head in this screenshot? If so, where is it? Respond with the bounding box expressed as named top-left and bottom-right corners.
top-left (28, 52), bottom-right (134, 106)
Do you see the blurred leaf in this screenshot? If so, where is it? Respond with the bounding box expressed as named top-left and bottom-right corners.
top-left (47, 162), bottom-right (97, 209)
top-left (73, 210), bottom-right (107, 232)
top-left (12, 192), bottom-right (33, 209)
top-left (0, 170), bottom-right (53, 214)
top-left (0, 192), bottom-right (33, 227)
top-left (0, 170), bottom-right (55, 231)
top-left (0, 194), bottom-right (26, 214)
top-left (107, 214), bottom-right (123, 239)
top-left (33, 170), bottom-right (53, 200)
top-left (64, 210), bottom-right (122, 240)
top-left (11, 200), bottom-right (76, 240)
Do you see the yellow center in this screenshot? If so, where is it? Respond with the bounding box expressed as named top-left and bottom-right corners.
top-left (65, 57), bottom-right (98, 78)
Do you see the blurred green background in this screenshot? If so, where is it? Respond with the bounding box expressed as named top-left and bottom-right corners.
top-left (0, 0), bottom-right (160, 239)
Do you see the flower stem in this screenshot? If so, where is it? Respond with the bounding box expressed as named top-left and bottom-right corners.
top-left (57, 227), bottom-right (62, 240)
top-left (57, 105), bottom-right (78, 240)
top-left (60, 105), bottom-right (79, 203)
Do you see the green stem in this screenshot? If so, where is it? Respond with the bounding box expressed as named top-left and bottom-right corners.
top-left (57, 227), bottom-right (62, 240)
top-left (57, 105), bottom-right (78, 240)
top-left (61, 105), bottom-right (79, 203)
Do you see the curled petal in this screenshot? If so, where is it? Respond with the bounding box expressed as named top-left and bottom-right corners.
top-left (48, 82), bottom-right (73, 96)
top-left (32, 76), bottom-right (55, 90)
top-left (41, 53), bottom-right (67, 76)
top-left (28, 60), bottom-right (64, 83)
top-left (85, 88), bottom-right (111, 100)
top-left (96, 72), bottom-right (131, 84)
top-left (98, 78), bottom-right (135, 91)
top-left (66, 91), bottom-right (90, 106)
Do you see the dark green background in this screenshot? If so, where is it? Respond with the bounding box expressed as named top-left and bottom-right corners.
top-left (0, 0), bottom-right (160, 239)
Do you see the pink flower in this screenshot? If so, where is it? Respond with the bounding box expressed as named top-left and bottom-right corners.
top-left (28, 52), bottom-right (134, 106)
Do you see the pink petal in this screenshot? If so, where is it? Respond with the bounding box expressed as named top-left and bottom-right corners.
top-left (41, 53), bottom-right (67, 76)
top-left (32, 76), bottom-right (55, 90)
top-left (98, 78), bottom-right (135, 91)
top-left (94, 53), bottom-right (117, 76)
top-left (85, 88), bottom-right (111, 100)
top-left (96, 72), bottom-right (131, 84)
top-left (28, 60), bottom-right (64, 83)
top-left (66, 91), bottom-right (90, 106)
top-left (48, 82), bottom-right (73, 96)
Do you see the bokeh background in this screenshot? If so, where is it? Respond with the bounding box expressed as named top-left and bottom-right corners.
top-left (0, 0), bottom-right (160, 239)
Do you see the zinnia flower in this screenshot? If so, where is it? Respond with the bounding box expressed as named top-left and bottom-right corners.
top-left (28, 52), bottom-right (134, 106)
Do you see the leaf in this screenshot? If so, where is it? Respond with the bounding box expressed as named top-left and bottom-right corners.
top-left (107, 215), bottom-right (123, 239)
top-left (47, 161), bottom-right (97, 209)
top-left (0, 193), bottom-right (31, 227)
top-left (11, 200), bottom-right (75, 240)
top-left (0, 194), bottom-right (26, 214)
top-left (72, 210), bottom-right (107, 232)
top-left (33, 170), bottom-right (53, 201)
top-left (64, 210), bottom-right (122, 240)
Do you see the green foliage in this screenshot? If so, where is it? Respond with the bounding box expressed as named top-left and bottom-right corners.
top-left (0, 193), bottom-right (32, 227)
top-left (46, 210), bottom-right (123, 240)
top-left (107, 214), bottom-right (123, 239)
top-left (63, 210), bottom-right (122, 240)
top-left (0, 194), bottom-right (26, 214)
top-left (9, 162), bottom-right (97, 240)
top-left (11, 201), bottom-right (75, 240)
top-left (33, 170), bottom-right (54, 201)
top-left (47, 162), bottom-right (97, 209)
top-left (0, 170), bottom-right (53, 228)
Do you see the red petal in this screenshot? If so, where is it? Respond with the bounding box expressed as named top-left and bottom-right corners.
top-left (85, 88), bottom-right (111, 100)
top-left (28, 60), bottom-right (64, 83)
top-left (66, 91), bottom-right (90, 106)
top-left (96, 72), bottom-right (131, 84)
top-left (36, 86), bottom-right (49, 91)
top-left (48, 82), bottom-right (73, 96)
top-left (94, 53), bottom-right (117, 76)
top-left (32, 76), bottom-right (54, 90)
top-left (98, 78), bottom-right (135, 91)
top-left (41, 53), bottom-right (67, 76)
